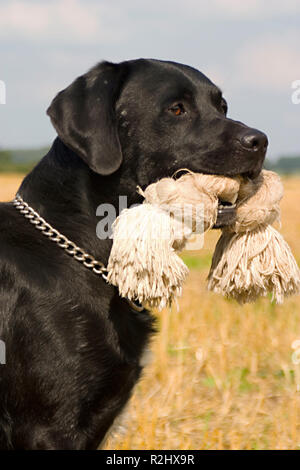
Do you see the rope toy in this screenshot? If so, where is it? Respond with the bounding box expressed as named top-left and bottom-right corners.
top-left (207, 170), bottom-right (300, 303)
top-left (107, 170), bottom-right (300, 309)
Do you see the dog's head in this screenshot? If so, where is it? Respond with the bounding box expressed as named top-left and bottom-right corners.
top-left (47, 59), bottom-right (268, 216)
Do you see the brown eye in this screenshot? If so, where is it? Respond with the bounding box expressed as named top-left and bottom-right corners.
top-left (169, 103), bottom-right (185, 116)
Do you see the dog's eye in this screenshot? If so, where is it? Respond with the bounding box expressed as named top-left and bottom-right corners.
top-left (169, 103), bottom-right (186, 116)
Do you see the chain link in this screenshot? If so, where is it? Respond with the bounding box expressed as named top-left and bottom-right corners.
top-left (13, 194), bottom-right (108, 280)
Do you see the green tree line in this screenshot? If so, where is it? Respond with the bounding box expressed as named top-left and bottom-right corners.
top-left (1, 148), bottom-right (300, 174)
top-left (0, 147), bottom-right (49, 173)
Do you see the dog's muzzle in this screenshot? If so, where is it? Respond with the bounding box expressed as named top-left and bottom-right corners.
top-left (213, 200), bottom-right (236, 229)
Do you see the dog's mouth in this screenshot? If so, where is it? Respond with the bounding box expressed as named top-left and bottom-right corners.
top-left (213, 165), bottom-right (265, 228)
top-left (173, 167), bottom-right (262, 229)
top-left (213, 199), bottom-right (237, 229)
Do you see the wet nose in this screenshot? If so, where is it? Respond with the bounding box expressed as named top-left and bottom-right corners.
top-left (240, 129), bottom-right (268, 152)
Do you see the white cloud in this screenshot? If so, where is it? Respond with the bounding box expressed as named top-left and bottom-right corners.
top-left (150, 0), bottom-right (300, 21)
top-left (203, 30), bottom-right (300, 95)
top-left (0, 0), bottom-right (126, 43)
top-left (0, 0), bottom-right (300, 46)
top-left (234, 32), bottom-right (300, 92)
top-left (209, 0), bottom-right (300, 19)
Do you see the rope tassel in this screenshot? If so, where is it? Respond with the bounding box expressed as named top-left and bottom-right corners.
top-left (207, 225), bottom-right (300, 303)
top-left (107, 204), bottom-right (189, 310)
top-left (207, 171), bottom-right (300, 303)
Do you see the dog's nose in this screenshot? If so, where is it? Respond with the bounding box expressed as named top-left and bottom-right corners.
top-left (240, 129), bottom-right (268, 152)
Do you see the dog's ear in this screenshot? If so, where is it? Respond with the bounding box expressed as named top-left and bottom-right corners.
top-left (47, 61), bottom-right (128, 175)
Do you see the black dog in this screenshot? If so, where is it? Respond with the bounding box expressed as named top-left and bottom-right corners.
top-left (0, 59), bottom-right (267, 449)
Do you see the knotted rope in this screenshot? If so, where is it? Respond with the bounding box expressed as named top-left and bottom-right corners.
top-left (107, 170), bottom-right (300, 309)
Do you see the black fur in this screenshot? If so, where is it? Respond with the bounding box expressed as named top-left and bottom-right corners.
top-left (0, 59), bottom-right (267, 449)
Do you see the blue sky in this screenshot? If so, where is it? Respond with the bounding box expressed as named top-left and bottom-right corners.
top-left (0, 0), bottom-right (299, 160)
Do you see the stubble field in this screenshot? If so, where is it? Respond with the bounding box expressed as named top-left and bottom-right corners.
top-left (1, 173), bottom-right (300, 450)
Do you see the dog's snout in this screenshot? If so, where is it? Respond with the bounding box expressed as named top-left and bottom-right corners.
top-left (239, 129), bottom-right (268, 152)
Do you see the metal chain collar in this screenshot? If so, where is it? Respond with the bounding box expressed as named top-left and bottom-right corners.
top-left (12, 194), bottom-right (145, 312)
top-left (13, 193), bottom-right (108, 280)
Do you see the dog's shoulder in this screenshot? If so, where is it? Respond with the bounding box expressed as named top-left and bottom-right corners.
top-left (0, 201), bottom-right (43, 259)
top-left (0, 201), bottom-right (65, 296)
top-left (0, 202), bottom-right (28, 258)
top-left (0, 201), bottom-right (21, 229)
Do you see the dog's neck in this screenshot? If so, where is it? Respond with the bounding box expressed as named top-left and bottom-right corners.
top-left (18, 138), bottom-right (142, 263)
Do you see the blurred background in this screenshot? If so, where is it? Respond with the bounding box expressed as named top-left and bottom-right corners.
top-left (1, 0), bottom-right (300, 450)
